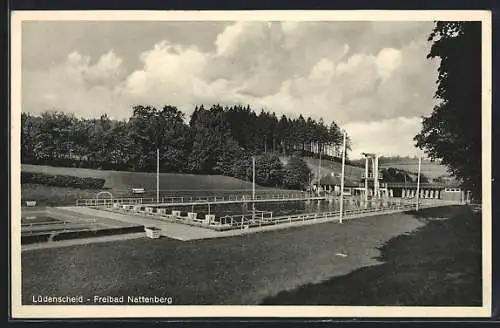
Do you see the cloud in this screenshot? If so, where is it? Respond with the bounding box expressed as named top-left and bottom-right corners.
top-left (21, 21), bottom-right (439, 156)
top-left (375, 48), bottom-right (403, 79)
top-left (123, 41), bottom-right (207, 100)
top-left (22, 51), bottom-right (129, 118)
top-left (344, 116), bottom-right (425, 158)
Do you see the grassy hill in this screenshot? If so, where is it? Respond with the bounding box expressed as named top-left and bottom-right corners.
top-left (281, 156), bottom-right (364, 182)
top-left (284, 156), bottom-right (451, 182)
top-left (20, 156), bottom-right (452, 207)
top-left (377, 158), bottom-right (450, 180)
top-left (21, 164), bottom-right (297, 206)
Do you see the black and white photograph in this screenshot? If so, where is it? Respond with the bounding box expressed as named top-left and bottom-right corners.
top-left (10, 10), bottom-right (492, 318)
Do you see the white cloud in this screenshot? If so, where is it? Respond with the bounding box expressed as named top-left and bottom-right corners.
top-left (22, 21), bottom-right (439, 156)
top-left (215, 22), bottom-right (248, 56)
top-left (86, 50), bottom-right (125, 85)
top-left (123, 41), bottom-right (208, 103)
top-left (309, 58), bottom-right (335, 80)
top-left (376, 48), bottom-right (403, 79)
top-left (345, 116), bottom-right (424, 158)
top-left (22, 51), bottom-right (129, 118)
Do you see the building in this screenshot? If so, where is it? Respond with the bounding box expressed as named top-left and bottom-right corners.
top-left (384, 182), bottom-right (465, 202)
top-left (316, 172), bottom-right (466, 202)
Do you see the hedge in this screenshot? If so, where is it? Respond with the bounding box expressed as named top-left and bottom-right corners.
top-left (21, 233), bottom-right (52, 245)
top-left (21, 171), bottom-right (106, 189)
top-left (52, 226), bottom-right (145, 241)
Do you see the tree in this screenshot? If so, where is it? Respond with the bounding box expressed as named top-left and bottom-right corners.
top-left (380, 167), bottom-right (418, 183)
top-left (32, 111), bottom-right (79, 161)
top-left (21, 113), bottom-right (40, 163)
top-left (282, 156), bottom-right (311, 189)
top-left (128, 105), bottom-right (189, 172)
top-left (188, 105), bottom-right (241, 174)
top-left (414, 21), bottom-right (482, 198)
top-left (254, 153), bottom-right (284, 187)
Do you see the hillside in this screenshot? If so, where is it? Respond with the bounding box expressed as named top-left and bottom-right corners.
top-left (282, 156), bottom-right (451, 182)
top-left (21, 164), bottom-right (297, 206)
top-left (280, 156), bottom-right (364, 182)
top-left (377, 158), bottom-right (450, 180)
top-left (21, 164), bottom-right (269, 192)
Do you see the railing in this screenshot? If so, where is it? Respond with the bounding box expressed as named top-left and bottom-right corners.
top-left (98, 199), bottom-right (429, 232)
top-left (76, 193), bottom-right (336, 207)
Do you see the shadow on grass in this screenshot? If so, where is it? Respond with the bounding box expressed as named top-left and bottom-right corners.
top-left (261, 205), bottom-right (482, 306)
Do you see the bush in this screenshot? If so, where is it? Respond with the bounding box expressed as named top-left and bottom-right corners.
top-left (283, 156), bottom-right (311, 190)
top-left (52, 226), bottom-right (145, 241)
top-left (21, 233), bottom-right (52, 245)
top-left (254, 154), bottom-right (284, 187)
top-left (21, 171), bottom-right (106, 189)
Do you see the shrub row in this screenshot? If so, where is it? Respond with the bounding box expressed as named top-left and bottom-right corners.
top-left (21, 171), bottom-right (106, 189)
top-left (21, 226), bottom-right (145, 244)
top-left (21, 233), bottom-right (52, 245)
top-left (52, 226), bottom-right (145, 241)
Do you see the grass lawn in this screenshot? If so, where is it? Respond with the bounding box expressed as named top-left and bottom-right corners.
top-left (262, 205), bottom-right (482, 305)
top-left (21, 164), bottom-right (298, 206)
top-left (21, 205), bottom-right (481, 305)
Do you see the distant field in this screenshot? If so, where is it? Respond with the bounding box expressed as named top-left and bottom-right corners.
top-left (21, 164), bottom-right (297, 206)
top-left (378, 160), bottom-right (450, 179)
top-left (297, 156), bottom-right (451, 181)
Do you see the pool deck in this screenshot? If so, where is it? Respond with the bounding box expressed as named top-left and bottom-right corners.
top-left (54, 200), bottom-right (456, 242)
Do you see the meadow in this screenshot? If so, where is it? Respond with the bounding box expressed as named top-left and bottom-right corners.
top-left (21, 164), bottom-right (298, 206)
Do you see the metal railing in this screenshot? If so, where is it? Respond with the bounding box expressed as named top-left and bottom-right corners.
top-left (76, 193), bottom-right (337, 207)
top-left (98, 199), bottom-right (430, 232)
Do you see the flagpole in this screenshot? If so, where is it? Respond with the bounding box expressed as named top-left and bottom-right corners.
top-left (339, 130), bottom-right (347, 224)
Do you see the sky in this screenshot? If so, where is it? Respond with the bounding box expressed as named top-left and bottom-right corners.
top-left (21, 20), bottom-right (440, 159)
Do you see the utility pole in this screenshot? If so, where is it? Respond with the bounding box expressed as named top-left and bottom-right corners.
top-left (252, 156), bottom-right (256, 214)
top-left (339, 131), bottom-right (347, 224)
top-left (317, 145), bottom-right (322, 196)
top-left (364, 156), bottom-right (369, 204)
top-left (156, 148), bottom-right (160, 203)
top-left (416, 156), bottom-right (422, 211)
top-left (374, 154), bottom-right (379, 199)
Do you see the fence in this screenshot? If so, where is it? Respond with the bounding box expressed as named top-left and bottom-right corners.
top-left (76, 193), bottom-right (330, 207)
top-left (97, 199), bottom-right (428, 232)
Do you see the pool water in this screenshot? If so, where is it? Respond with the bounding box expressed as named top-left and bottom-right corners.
top-left (157, 198), bottom-right (384, 219)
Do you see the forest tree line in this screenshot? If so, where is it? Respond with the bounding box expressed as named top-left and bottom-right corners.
top-left (21, 104), bottom-right (352, 189)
